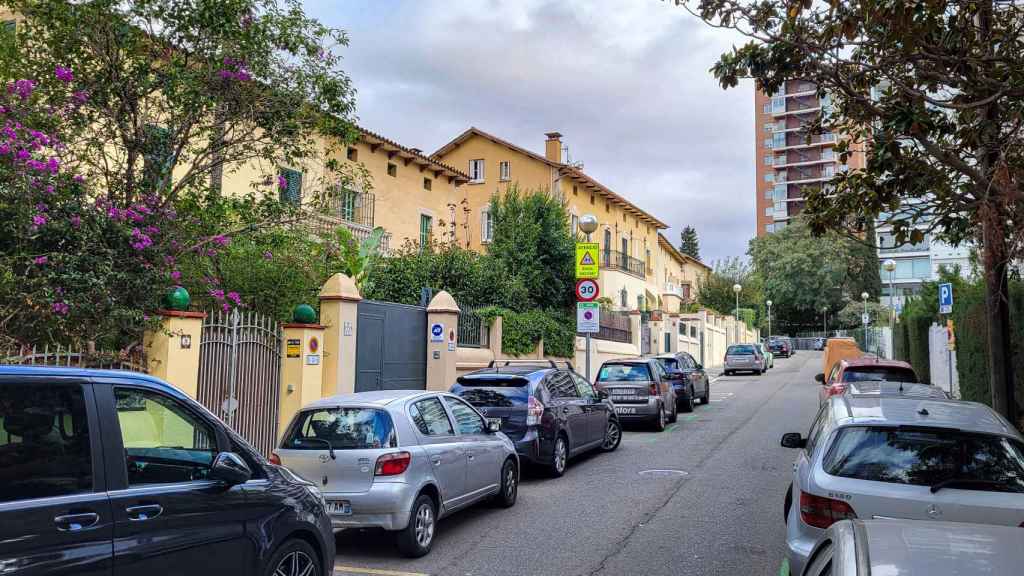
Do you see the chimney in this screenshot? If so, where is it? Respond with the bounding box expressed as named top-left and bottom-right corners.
top-left (544, 132), bottom-right (563, 163)
top-left (410, 147), bottom-right (423, 155)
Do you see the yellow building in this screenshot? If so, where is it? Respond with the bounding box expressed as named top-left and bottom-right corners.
top-left (433, 128), bottom-right (668, 311)
top-left (656, 233), bottom-right (711, 313)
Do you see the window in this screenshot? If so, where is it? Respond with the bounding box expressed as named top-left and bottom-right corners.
top-left (764, 189), bottom-right (773, 200)
top-left (762, 103), bottom-right (771, 114)
top-left (468, 159), bottom-right (485, 182)
top-left (765, 207), bottom-right (773, 217)
top-left (499, 161), bottom-right (511, 181)
top-left (115, 388), bottom-right (216, 486)
top-left (763, 123), bottom-right (774, 132)
top-left (442, 397), bottom-right (485, 435)
top-left (655, 357), bottom-right (680, 374)
top-left (546, 372), bottom-right (579, 399)
top-left (409, 397), bottom-right (454, 436)
top-left (387, 163), bottom-right (397, 177)
top-left (279, 167), bottom-right (302, 205)
top-left (481, 209), bottom-right (494, 243)
top-left (840, 366), bottom-right (918, 383)
top-left (571, 374), bottom-right (596, 400)
top-left (423, 177), bottom-right (432, 191)
top-left (822, 148), bottom-right (834, 160)
top-left (620, 287), bottom-right (627, 308)
top-left (805, 406), bottom-right (830, 456)
top-left (763, 138), bottom-right (773, 149)
top-left (621, 237), bottom-right (628, 255)
top-left (597, 363), bottom-right (652, 382)
top-left (773, 132), bottom-right (786, 148)
top-left (346, 147), bottom-right (358, 161)
top-left (690, 325), bottom-right (698, 338)
top-left (419, 214), bottom-right (432, 248)
top-left (590, 193), bottom-right (595, 205)
top-left (763, 173), bottom-right (775, 182)
top-left (636, 295), bottom-right (644, 310)
top-left (570, 214), bottom-right (579, 235)
top-left (823, 165), bottom-right (835, 178)
top-left (573, 185), bottom-right (578, 196)
top-left (765, 223), bottom-right (775, 233)
top-left (0, 382), bottom-right (94, 503)
top-left (774, 155), bottom-right (786, 166)
top-left (763, 155), bottom-right (773, 166)
top-left (678, 354), bottom-right (696, 369)
top-left (285, 408), bottom-right (396, 449)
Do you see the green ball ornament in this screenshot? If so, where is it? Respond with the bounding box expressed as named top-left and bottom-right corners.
top-left (164, 287), bottom-right (191, 311)
top-left (292, 304), bottom-right (317, 324)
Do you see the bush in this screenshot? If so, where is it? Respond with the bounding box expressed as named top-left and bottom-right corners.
top-left (477, 307), bottom-right (575, 359)
top-left (905, 314), bottom-right (932, 384)
top-left (951, 281), bottom-right (1024, 407)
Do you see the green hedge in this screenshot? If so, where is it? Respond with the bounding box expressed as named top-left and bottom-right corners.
top-left (905, 314), bottom-right (932, 384)
top-left (950, 281), bottom-right (1024, 407)
top-left (477, 306), bottom-right (576, 359)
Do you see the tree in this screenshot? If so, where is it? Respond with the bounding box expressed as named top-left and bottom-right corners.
top-left (678, 225), bottom-right (701, 261)
top-left (686, 0), bottom-right (1024, 421)
top-left (697, 256), bottom-right (762, 326)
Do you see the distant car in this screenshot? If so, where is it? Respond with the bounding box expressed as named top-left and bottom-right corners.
top-left (756, 343), bottom-right (774, 370)
top-left (449, 362), bottom-right (620, 478)
top-left (0, 366), bottom-right (336, 576)
top-left (767, 337), bottom-right (791, 358)
top-left (724, 343), bottom-right (764, 376)
top-left (653, 351), bottom-right (710, 412)
top-left (276, 390), bottom-right (519, 557)
top-left (817, 357), bottom-right (919, 403)
top-left (594, 358), bottom-right (678, 431)
top-left (781, 394), bottom-right (1024, 576)
top-left (821, 337), bottom-right (861, 380)
top-left (813, 337), bottom-right (825, 351)
top-left (802, 519), bottom-right (1024, 576)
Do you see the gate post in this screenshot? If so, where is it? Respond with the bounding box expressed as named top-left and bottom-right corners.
top-left (426, 291), bottom-right (459, 392)
top-left (667, 314), bottom-right (680, 354)
top-left (278, 321), bottom-right (326, 437)
top-left (144, 310), bottom-right (205, 398)
top-left (319, 273), bottom-right (361, 396)
top-left (629, 310), bottom-right (642, 354)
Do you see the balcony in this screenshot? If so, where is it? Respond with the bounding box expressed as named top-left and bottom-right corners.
top-left (301, 189), bottom-right (391, 253)
top-left (602, 249), bottom-right (646, 279)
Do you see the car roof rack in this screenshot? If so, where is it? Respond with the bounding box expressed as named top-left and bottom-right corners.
top-left (486, 359), bottom-right (575, 371)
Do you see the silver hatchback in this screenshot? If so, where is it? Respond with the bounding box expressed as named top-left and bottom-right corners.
top-left (275, 390), bottom-right (519, 557)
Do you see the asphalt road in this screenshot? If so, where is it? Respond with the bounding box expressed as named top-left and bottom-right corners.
top-left (333, 352), bottom-right (824, 576)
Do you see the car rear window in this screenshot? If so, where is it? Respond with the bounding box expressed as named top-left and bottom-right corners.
top-left (453, 375), bottom-right (531, 407)
top-left (823, 426), bottom-right (1024, 492)
top-left (654, 358), bottom-right (680, 373)
top-left (597, 363), bottom-right (651, 382)
top-left (284, 408), bottom-right (396, 450)
top-left (841, 367), bottom-right (918, 383)
top-left (727, 345), bottom-right (755, 355)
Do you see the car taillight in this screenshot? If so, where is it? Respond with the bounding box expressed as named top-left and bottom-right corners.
top-left (269, 452), bottom-right (281, 466)
top-left (375, 452), bottom-right (412, 476)
top-left (649, 383), bottom-right (658, 395)
top-left (800, 491), bottom-right (857, 529)
top-left (825, 384), bottom-right (847, 398)
top-left (527, 396), bottom-right (545, 426)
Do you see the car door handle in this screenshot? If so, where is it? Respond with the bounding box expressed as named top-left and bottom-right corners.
top-left (431, 456), bottom-right (442, 466)
top-left (54, 512), bottom-right (100, 531)
top-left (467, 452), bottom-right (475, 461)
top-left (562, 407), bottom-right (570, 414)
top-left (126, 504), bottom-right (163, 521)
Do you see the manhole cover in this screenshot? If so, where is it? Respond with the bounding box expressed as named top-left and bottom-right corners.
top-left (638, 469), bottom-right (689, 478)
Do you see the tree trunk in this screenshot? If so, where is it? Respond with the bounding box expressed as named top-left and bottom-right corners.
top-left (981, 214), bottom-right (1017, 423)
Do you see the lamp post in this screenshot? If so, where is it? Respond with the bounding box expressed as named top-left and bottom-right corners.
top-left (733, 283), bottom-right (742, 343)
top-left (579, 214), bottom-right (599, 381)
top-left (822, 306), bottom-right (828, 336)
top-left (766, 300), bottom-right (773, 341)
top-left (861, 291), bottom-right (870, 354)
top-left (883, 259), bottom-right (897, 359)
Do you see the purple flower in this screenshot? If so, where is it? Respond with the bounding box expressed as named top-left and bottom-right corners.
top-left (15, 148), bottom-right (29, 161)
top-left (221, 302), bottom-right (231, 312)
top-left (73, 174), bottom-right (84, 183)
top-left (211, 235), bottom-right (230, 246)
top-left (45, 185), bottom-right (54, 194)
top-left (263, 250), bottom-right (273, 260)
top-left (46, 156), bottom-right (59, 174)
top-left (10, 79), bottom-right (36, 100)
top-left (71, 90), bottom-right (88, 104)
top-left (69, 215), bottom-right (81, 228)
top-left (144, 225), bottom-right (160, 235)
top-left (217, 69), bottom-right (234, 80)
top-left (235, 69), bottom-right (251, 82)
top-left (226, 291), bottom-right (242, 305)
top-left (32, 214), bottom-right (47, 227)
top-left (35, 203), bottom-right (48, 212)
top-left (33, 255), bottom-right (48, 265)
top-left (130, 228), bottom-right (153, 250)
top-left (277, 175), bottom-right (287, 190)
top-left (170, 270), bottom-right (182, 281)
top-left (52, 301), bottom-right (69, 315)
top-left (54, 66), bottom-right (74, 83)
top-left (209, 289), bottom-right (225, 300)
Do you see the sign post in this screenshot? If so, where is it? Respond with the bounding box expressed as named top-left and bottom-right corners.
top-left (575, 237), bottom-right (600, 381)
top-left (577, 302), bottom-right (600, 333)
top-left (939, 283), bottom-right (954, 396)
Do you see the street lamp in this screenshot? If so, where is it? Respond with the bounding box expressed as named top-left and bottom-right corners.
top-left (733, 283), bottom-right (742, 342)
top-left (822, 306), bottom-right (828, 336)
top-left (861, 291), bottom-right (870, 355)
top-left (883, 259), bottom-right (897, 358)
top-left (579, 214), bottom-right (599, 381)
top-left (766, 300), bottom-right (773, 341)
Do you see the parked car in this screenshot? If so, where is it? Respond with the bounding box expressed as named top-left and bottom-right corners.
top-left (767, 337), bottom-right (791, 358)
top-left (653, 351), bottom-right (710, 412)
top-left (594, 358), bottom-right (678, 431)
top-left (0, 366), bottom-right (335, 576)
top-left (813, 337), bottom-right (825, 351)
top-left (449, 361), bottom-right (620, 478)
top-left (817, 357), bottom-right (919, 403)
top-left (780, 394), bottom-right (1024, 576)
top-left (821, 337), bottom-right (861, 381)
top-left (723, 343), bottom-right (764, 376)
top-left (756, 343), bottom-right (774, 370)
top-left (275, 390), bottom-right (519, 557)
top-left (801, 519), bottom-right (1024, 576)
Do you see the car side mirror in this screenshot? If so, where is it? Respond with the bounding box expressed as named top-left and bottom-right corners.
top-left (815, 373), bottom-right (825, 384)
top-left (596, 390), bottom-right (609, 400)
top-left (780, 433), bottom-right (806, 449)
top-left (210, 452), bottom-right (252, 486)
top-left (695, 363), bottom-right (703, 370)
top-left (487, 419), bottom-right (501, 433)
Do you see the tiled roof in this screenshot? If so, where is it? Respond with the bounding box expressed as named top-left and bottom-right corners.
top-left (358, 126), bottom-right (469, 183)
top-left (433, 127), bottom-right (666, 228)
top-left (658, 233), bottom-right (710, 271)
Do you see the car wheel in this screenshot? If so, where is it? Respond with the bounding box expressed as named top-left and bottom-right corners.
top-left (783, 482), bottom-right (793, 525)
top-left (396, 494), bottom-right (437, 558)
top-left (493, 458), bottom-right (518, 508)
top-left (681, 387), bottom-right (694, 413)
top-left (548, 434), bottom-right (568, 477)
top-left (724, 370), bottom-right (732, 376)
top-left (701, 382), bottom-right (710, 405)
top-left (653, 404), bottom-right (666, 432)
top-left (264, 538), bottom-right (321, 576)
top-left (668, 400), bottom-right (679, 422)
top-left (601, 418), bottom-right (622, 452)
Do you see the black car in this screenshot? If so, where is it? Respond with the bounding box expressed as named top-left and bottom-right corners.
top-left (449, 360), bottom-right (621, 477)
top-left (0, 366), bottom-right (335, 576)
top-left (653, 352), bottom-right (710, 412)
top-left (766, 337), bottom-right (791, 358)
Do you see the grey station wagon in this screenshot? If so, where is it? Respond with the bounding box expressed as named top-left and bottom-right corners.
top-left (594, 358), bottom-right (677, 431)
top-left (275, 390), bottom-right (519, 557)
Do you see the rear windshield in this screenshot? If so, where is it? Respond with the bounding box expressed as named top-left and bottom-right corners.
top-left (597, 363), bottom-right (651, 382)
top-left (453, 375), bottom-right (531, 407)
top-left (654, 358), bottom-right (680, 373)
top-left (823, 426), bottom-right (1024, 492)
top-left (284, 408), bottom-right (396, 450)
top-left (727, 345), bottom-right (755, 355)
top-left (841, 367), bottom-right (918, 383)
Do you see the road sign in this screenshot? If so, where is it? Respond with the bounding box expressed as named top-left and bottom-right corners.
top-left (939, 282), bottom-right (953, 314)
top-left (575, 242), bottom-right (599, 279)
top-left (862, 312), bottom-right (870, 326)
top-left (577, 302), bottom-right (600, 333)
top-left (575, 279), bottom-right (599, 302)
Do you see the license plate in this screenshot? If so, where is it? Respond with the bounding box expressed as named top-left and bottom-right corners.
top-left (327, 500), bottom-right (352, 515)
top-left (614, 388), bottom-right (636, 395)
top-left (615, 406), bottom-right (637, 415)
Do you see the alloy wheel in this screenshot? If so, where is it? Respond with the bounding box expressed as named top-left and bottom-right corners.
top-left (602, 420), bottom-right (621, 450)
top-left (504, 463), bottom-right (517, 500)
top-left (554, 437), bottom-right (567, 473)
top-left (414, 502), bottom-right (435, 548)
top-left (274, 550), bottom-right (316, 576)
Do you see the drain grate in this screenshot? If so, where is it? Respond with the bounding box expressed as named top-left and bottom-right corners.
top-left (638, 469), bottom-right (689, 478)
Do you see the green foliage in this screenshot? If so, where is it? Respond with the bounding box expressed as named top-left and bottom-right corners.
top-left (678, 225), bottom-right (701, 261)
top-left (905, 314), bottom-right (933, 384)
top-left (836, 300), bottom-right (888, 329)
top-left (951, 281), bottom-right (1024, 407)
top-left (697, 256), bottom-right (762, 328)
top-left (476, 307), bottom-right (575, 359)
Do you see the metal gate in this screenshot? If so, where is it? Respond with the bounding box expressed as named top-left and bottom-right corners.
top-left (641, 323), bottom-right (652, 356)
top-left (197, 309), bottom-right (281, 457)
top-left (356, 300), bottom-right (426, 392)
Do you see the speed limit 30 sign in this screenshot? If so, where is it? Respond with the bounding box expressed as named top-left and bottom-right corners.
top-left (575, 279), bottom-right (599, 302)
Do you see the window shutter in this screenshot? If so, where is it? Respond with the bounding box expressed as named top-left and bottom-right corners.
top-left (481, 210), bottom-right (488, 242)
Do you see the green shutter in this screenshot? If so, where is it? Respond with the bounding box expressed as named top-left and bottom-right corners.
top-left (419, 214), bottom-right (432, 249)
top-left (279, 168), bottom-right (302, 205)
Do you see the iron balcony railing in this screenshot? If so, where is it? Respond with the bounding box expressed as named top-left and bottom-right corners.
top-left (580, 309), bottom-right (632, 343)
top-left (325, 188), bottom-right (375, 228)
top-left (601, 249), bottom-right (646, 278)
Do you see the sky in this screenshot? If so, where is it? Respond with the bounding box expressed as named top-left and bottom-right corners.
top-left (305, 0), bottom-right (755, 264)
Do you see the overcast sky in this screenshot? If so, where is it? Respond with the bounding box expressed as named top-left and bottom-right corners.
top-left (305, 0), bottom-right (755, 264)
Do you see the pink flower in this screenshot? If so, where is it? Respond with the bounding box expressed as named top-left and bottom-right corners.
top-left (69, 215), bottom-right (81, 228)
top-left (54, 66), bottom-right (74, 83)
top-left (51, 301), bottom-right (69, 315)
top-left (73, 174), bottom-right (84, 183)
top-left (209, 289), bottom-right (225, 300)
top-left (72, 90), bottom-right (88, 104)
top-left (263, 250), bottom-right (273, 260)
top-left (44, 185), bottom-right (54, 194)
top-left (33, 255), bottom-right (47, 265)
top-left (32, 214), bottom-right (47, 227)
top-left (226, 291), bottom-right (242, 305)
top-left (277, 175), bottom-right (287, 190)
top-left (221, 302), bottom-right (231, 312)
top-left (170, 270), bottom-right (182, 281)
top-left (211, 235), bottom-right (230, 246)
top-left (9, 79), bottom-right (36, 99)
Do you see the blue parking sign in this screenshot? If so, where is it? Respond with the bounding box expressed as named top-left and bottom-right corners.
top-left (939, 283), bottom-right (953, 314)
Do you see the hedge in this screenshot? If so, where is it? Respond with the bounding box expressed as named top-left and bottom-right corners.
top-left (477, 306), bottom-right (576, 359)
top-left (950, 281), bottom-right (1024, 407)
top-left (905, 314), bottom-right (933, 384)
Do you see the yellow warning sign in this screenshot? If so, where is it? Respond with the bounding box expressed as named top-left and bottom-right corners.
top-left (575, 242), bottom-right (599, 279)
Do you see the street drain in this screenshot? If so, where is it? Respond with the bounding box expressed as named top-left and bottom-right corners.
top-left (638, 469), bottom-right (689, 478)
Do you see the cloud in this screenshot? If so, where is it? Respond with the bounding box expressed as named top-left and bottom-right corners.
top-left (307, 0), bottom-right (755, 263)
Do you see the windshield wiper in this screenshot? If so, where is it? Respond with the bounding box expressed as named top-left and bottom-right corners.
top-left (304, 437), bottom-right (336, 460)
top-left (929, 477), bottom-right (1010, 493)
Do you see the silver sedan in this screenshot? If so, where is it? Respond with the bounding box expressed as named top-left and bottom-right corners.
top-left (275, 390), bottom-right (519, 557)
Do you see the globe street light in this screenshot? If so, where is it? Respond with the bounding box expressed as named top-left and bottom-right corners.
top-left (580, 214), bottom-right (599, 381)
top-left (861, 291), bottom-right (870, 354)
top-left (883, 259), bottom-right (897, 358)
top-left (733, 283), bottom-right (742, 343)
top-left (766, 299), bottom-right (773, 341)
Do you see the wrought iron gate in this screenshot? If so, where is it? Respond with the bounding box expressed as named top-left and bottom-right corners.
top-left (197, 309), bottom-right (281, 457)
top-left (355, 300), bottom-right (427, 392)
